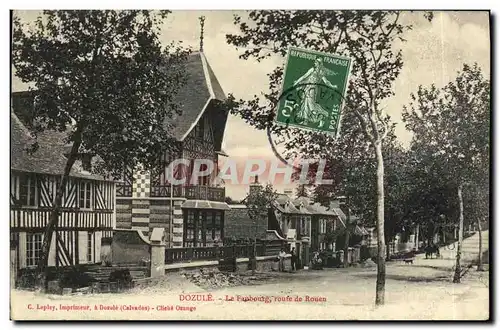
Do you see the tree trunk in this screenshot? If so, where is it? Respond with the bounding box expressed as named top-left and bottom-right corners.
top-left (415, 224), bottom-right (419, 250)
top-left (344, 196), bottom-right (351, 267)
top-left (252, 236), bottom-right (257, 275)
top-left (374, 142), bottom-right (386, 306)
top-left (344, 230), bottom-right (350, 267)
top-left (385, 241), bottom-right (390, 261)
top-left (36, 138), bottom-right (81, 289)
top-left (477, 217), bottom-right (484, 271)
top-left (453, 183), bottom-right (464, 283)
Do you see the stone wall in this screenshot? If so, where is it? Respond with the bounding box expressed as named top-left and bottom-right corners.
top-left (235, 256), bottom-right (291, 273)
top-left (111, 230), bottom-right (150, 265)
top-left (101, 238), bottom-right (112, 264)
top-left (162, 256), bottom-right (291, 275)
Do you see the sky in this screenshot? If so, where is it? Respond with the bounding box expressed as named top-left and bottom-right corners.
top-left (12, 11), bottom-right (491, 200)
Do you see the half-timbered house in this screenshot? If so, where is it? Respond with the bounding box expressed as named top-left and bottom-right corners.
top-left (10, 109), bottom-right (116, 273)
top-left (115, 50), bottom-right (230, 248)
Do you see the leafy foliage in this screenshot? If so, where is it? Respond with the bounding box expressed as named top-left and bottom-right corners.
top-left (13, 10), bottom-right (191, 178)
top-left (12, 10), bottom-right (190, 277)
top-left (225, 11), bottom-right (429, 304)
top-left (245, 183), bottom-right (278, 223)
top-left (295, 184), bottom-right (310, 198)
top-left (402, 63), bottom-right (490, 280)
top-left (403, 63), bottom-right (490, 188)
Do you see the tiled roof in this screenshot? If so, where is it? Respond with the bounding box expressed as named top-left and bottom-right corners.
top-left (275, 193), bottom-right (292, 205)
top-left (274, 195), bottom-right (338, 216)
top-left (167, 52), bottom-right (226, 141)
top-left (305, 203), bottom-right (336, 216)
top-left (292, 196), bottom-right (310, 206)
top-left (13, 51), bottom-right (227, 151)
top-left (10, 112), bottom-right (105, 181)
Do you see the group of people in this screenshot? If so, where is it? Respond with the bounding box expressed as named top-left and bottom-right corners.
top-left (424, 243), bottom-right (441, 259)
top-left (277, 247), bottom-right (325, 272)
top-left (277, 247), bottom-right (298, 272)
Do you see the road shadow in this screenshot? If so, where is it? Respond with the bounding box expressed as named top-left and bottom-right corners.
top-left (355, 272), bottom-right (451, 283)
top-left (399, 264), bottom-right (454, 272)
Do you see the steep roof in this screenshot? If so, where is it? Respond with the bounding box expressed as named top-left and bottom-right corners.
top-left (13, 50), bottom-right (227, 149)
top-left (292, 196), bottom-right (311, 206)
top-left (167, 51), bottom-right (227, 141)
top-left (10, 112), bottom-right (105, 181)
top-left (275, 193), bottom-right (292, 205)
top-left (330, 207), bottom-right (347, 228)
top-left (305, 203), bottom-right (336, 216)
top-left (274, 195), bottom-right (336, 216)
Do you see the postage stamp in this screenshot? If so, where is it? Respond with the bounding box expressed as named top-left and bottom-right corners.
top-left (275, 46), bottom-right (352, 137)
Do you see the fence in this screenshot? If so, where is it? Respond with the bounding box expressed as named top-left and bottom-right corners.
top-left (165, 244), bottom-right (270, 264)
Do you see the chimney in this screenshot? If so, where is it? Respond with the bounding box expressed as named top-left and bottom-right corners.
top-left (249, 175), bottom-right (262, 196)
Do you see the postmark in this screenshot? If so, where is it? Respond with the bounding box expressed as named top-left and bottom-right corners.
top-left (267, 82), bottom-right (349, 170)
top-left (275, 46), bottom-right (352, 135)
top-left (267, 47), bottom-right (352, 169)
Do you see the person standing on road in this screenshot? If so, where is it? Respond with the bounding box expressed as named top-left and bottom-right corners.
top-left (291, 247), bottom-right (298, 272)
top-left (278, 248), bottom-right (286, 272)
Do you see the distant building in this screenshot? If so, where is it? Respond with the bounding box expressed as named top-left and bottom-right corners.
top-left (268, 194), bottom-right (347, 267)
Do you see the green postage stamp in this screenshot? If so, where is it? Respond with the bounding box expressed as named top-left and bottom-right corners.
top-left (276, 46), bottom-right (352, 136)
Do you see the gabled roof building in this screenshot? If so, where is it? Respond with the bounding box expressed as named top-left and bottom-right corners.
top-left (115, 49), bottom-right (231, 248)
top-left (10, 110), bottom-right (116, 273)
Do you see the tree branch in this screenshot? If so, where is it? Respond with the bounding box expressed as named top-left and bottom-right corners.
top-left (352, 106), bottom-right (375, 144)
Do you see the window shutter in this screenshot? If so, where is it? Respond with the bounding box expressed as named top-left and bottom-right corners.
top-left (94, 231), bottom-right (102, 263)
top-left (19, 233), bottom-right (27, 268)
top-left (78, 231), bottom-right (88, 264)
top-left (48, 233), bottom-right (56, 266)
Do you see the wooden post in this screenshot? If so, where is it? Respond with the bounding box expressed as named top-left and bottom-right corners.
top-left (415, 224), bottom-right (419, 250)
top-left (344, 196), bottom-right (351, 267)
top-left (477, 218), bottom-right (484, 271)
top-left (74, 210), bottom-right (79, 265)
top-left (453, 183), bottom-right (464, 283)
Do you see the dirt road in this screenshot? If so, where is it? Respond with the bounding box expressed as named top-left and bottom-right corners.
top-left (11, 231), bottom-right (489, 320)
top-left (10, 263), bottom-right (489, 320)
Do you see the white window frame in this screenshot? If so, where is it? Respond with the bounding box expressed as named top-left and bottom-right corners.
top-left (19, 174), bottom-right (37, 207)
top-left (320, 219), bottom-right (326, 234)
top-left (79, 181), bottom-right (93, 210)
top-left (26, 233), bottom-right (43, 267)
